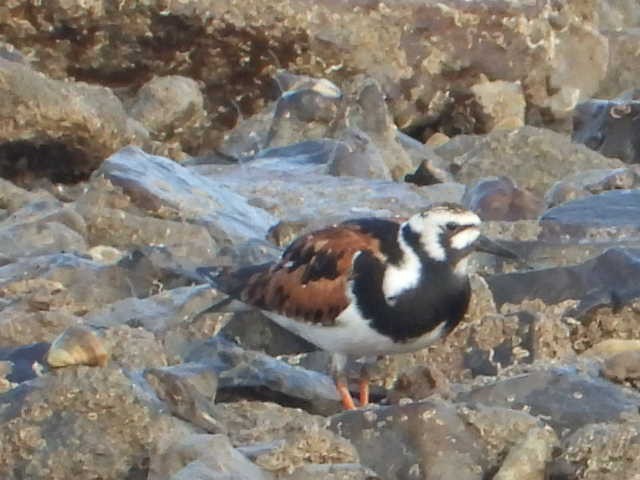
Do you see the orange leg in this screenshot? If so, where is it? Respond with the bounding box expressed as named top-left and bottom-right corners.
top-left (359, 378), bottom-right (369, 407)
top-left (336, 378), bottom-right (357, 410)
top-left (359, 363), bottom-right (370, 407)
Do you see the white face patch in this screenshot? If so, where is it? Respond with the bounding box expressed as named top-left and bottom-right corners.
top-left (450, 227), bottom-right (480, 250)
top-left (407, 208), bottom-right (481, 261)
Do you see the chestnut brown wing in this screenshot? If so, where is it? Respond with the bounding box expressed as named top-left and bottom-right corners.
top-left (220, 224), bottom-right (386, 326)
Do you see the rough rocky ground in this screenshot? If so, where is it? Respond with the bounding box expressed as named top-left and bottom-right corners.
top-left (2, 1), bottom-right (640, 479)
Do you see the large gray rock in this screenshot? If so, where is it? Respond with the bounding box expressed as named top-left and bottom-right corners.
top-left (544, 167), bottom-right (638, 208)
top-left (330, 399), bottom-right (487, 479)
top-left (554, 421), bottom-right (640, 478)
top-left (144, 363), bottom-right (221, 433)
top-left (462, 176), bottom-right (543, 221)
top-left (96, 147), bottom-right (277, 244)
top-left (148, 433), bottom-right (272, 480)
top-left (210, 401), bottom-right (359, 475)
top-left (540, 190), bottom-right (640, 242)
top-left (0, 250), bottom-right (195, 349)
top-left (185, 336), bottom-right (340, 414)
top-left (194, 143), bottom-right (464, 227)
top-left (84, 285), bottom-right (224, 361)
top-left (597, 29), bottom-right (640, 99)
top-left (129, 75), bottom-right (208, 155)
top-left (487, 248), bottom-right (640, 309)
top-left (330, 399), bottom-right (556, 480)
top-left (457, 366), bottom-right (640, 433)
top-left (597, 0), bottom-right (640, 30)
top-left (442, 126), bottom-right (624, 195)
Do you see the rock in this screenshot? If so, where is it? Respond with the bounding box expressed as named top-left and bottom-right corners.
top-left (84, 285), bottom-right (224, 361)
top-left (540, 190), bottom-right (640, 242)
top-left (546, 22), bottom-right (608, 119)
top-left (75, 177), bottom-right (219, 268)
top-left (544, 167), bottom-right (638, 208)
top-left (462, 176), bottom-right (544, 221)
top-left (144, 363), bottom-right (221, 433)
top-left (582, 339), bottom-right (640, 360)
top-left (0, 59), bottom-right (147, 185)
top-left (0, 221), bottom-right (87, 260)
top-left (447, 127), bottom-right (624, 195)
top-left (330, 399), bottom-right (487, 479)
top-left (602, 351), bottom-right (640, 383)
top-left (326, 129), bottom-right (392, 180)
top-left (0, 307), bottom-right (82, 349)
top-left (211, 401), bottom-right (358, 475)
top-left (219, 73), bottom-right (343, 159)
top-left (0, 251), bottom-right (191, 336)
top-left (572, 98), bottom-right (640, 163)
top-left (457, 365), bottom-right (640, 433)
top-left (96, 147), bottom-right (276, 243)
top-left (597, 0), bottom-right (640, 30)
top-left (470, 79), bottom-right (526, 131)
top-left (338, 77), bottom-right (413, 179)
top-left (194, 145), bottom-right (465, 226)
top-left (46, 325), bottom-right (108, 368)
top-left (185, 336), bottom-right (340, 413)
top-left (459, 403), bottom-right (557, 468)
top-left (129, 75), bottom-right (207, 155)
top-left (492, 426), bottom-right (558, 480)
top-left (0, 178), bottom-right (57, 213)
top-left (554, 421), bottom-right (640, 478)
top-left (0, 195), bottom-right (88, 260)
top-left (597, 29), bottom-right (640, 99)
top-left (0, 367), bottom-right (193, 480)
top-left (387, 308), bottom-right (571, 399)
top-left (550, 421), bottom-right (640, 480)
top-left (264, 74), bottom-right (343, 149)
top-left (488, 248), bottom-right (640, 309)
top-left (149, 433), bottom-right (271, 480)
top-left (101, 325), bottom-right (168, 370)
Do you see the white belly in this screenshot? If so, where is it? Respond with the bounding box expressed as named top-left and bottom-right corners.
top-left (263, 304), bottom-right (447, 357)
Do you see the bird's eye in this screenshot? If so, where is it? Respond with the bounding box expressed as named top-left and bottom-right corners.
top-left (446, 222), bottom-right (458, 231)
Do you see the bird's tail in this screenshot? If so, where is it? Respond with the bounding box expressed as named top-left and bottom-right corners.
top-left (192, 266), bottom-right (236, 319)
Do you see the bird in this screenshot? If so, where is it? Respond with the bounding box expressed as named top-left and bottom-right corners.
top-left (197, 203), bottom-right (518, 410)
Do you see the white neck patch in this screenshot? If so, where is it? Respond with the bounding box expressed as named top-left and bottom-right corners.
top-left (382, 226), bottom-right (422, 304)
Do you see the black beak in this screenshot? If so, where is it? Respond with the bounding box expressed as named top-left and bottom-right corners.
top-left (473, 235), bottom-right (520, 260)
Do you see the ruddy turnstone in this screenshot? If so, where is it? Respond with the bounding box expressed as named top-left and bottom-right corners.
top-left (198, 203), bottom-right (517, 409)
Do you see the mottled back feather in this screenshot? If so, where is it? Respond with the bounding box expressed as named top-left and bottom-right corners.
top-left (209, 221), bottom-right (395, 325)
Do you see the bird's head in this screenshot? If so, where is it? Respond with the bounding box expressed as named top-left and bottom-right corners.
top-left (403, 203), bottom-right (516, 266)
